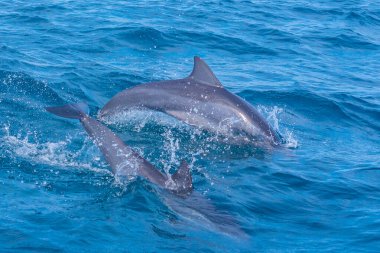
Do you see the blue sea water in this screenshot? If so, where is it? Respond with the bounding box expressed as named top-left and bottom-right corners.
top-left (1, 0), bottom-right (380, 252)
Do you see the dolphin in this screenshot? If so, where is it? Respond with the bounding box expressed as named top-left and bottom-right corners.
top-left (99, 56), bottom-right (281, 146)
top-left (45, 102), bottom-right (244, 237)
top-left (46, 102), bottom-right (191, 194)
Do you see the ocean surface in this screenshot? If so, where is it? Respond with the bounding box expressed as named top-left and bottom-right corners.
top-left (1, 1), bottom-right (380, 252)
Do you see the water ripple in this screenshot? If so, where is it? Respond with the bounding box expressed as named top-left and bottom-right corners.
top-left (0, 0), bottom-right (379, 252)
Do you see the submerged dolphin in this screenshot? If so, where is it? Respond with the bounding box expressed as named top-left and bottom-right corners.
top-left (100, 56), bottom-right (281, 145)
top-left (46, 102), bottom-right (244, 237)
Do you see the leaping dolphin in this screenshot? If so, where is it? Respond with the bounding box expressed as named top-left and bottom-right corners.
top-left (46, 102), bottom-right (191, 195)
top-left (46, 102), bottom-right (244, 237)
top-left (99, 56), bottom-right (281, 146)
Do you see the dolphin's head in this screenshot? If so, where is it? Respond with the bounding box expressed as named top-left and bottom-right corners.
top-left (243, 121), bottom-right (283, 147)
top-left (230, 99), bottom-right (283, 146)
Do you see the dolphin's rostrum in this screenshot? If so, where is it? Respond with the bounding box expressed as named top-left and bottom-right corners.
top-left (100, 56), bottom-right (281, 145)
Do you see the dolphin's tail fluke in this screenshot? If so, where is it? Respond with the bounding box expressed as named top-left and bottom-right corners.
top-left (46, 102), bottom-right (89, 119)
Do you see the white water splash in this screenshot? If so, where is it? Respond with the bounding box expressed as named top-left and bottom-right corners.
top-left (258, 105), bottom-right (299, 148)
top-left (101, 108), bottom-right (188, 132)
top-left (102, 105), bottom-right (298, 148)
top-left (282, 129), bottom-right (298, 149)
top-left (160, 129), bottom-right (179, 189)
top-left (1, 124), bottom-right (111, 175)
top-left (162, 129), bottom-right (180, 171)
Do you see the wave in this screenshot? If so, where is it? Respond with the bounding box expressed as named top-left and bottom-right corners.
top-left (1, 0), bottom-right (379, 251)
top-left (167, 29), bottom-right (277, 56)
top-left (83, 25), bottom-right (277, 55)
top-left (241, 89), bottom-right (380, 130)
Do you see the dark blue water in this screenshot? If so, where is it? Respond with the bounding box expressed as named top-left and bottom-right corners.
top-left (1, 1), bottom-right (380, 252)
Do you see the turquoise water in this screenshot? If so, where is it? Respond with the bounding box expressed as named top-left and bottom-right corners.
top-left (1, 1), bottom-right (380, 252)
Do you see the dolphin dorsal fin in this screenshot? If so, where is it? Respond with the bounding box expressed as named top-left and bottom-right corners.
top-left (172, 160), bottom-right (193, 195)
top-left (188, 56), bottom-right (222, 87)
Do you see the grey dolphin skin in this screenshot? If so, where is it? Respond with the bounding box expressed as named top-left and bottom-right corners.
top-left (46, 102), bottom-right (191, 195)
top-left (100, 56), bottom-right (281, 145)
top-left (46, 103), bottom-right (244, 237)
